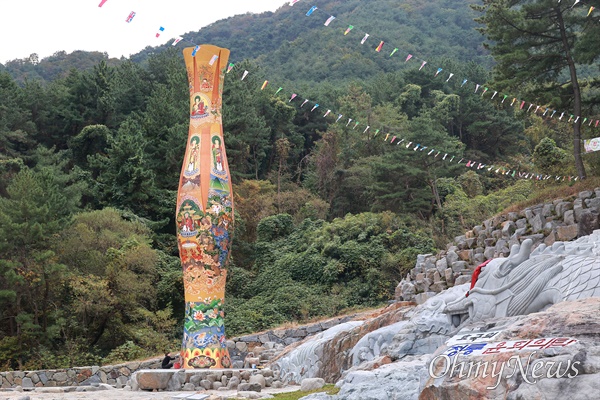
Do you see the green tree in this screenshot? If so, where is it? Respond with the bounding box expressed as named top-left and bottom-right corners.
top-left (473, 0), bottom-right (597, 179)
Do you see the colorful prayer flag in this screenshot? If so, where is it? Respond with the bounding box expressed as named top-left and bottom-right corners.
top-left (289, 93), bottom-right (297, 102)
top-left (289, 0), bottom-right (300, 5)
top-left (275, 87), bottom-right (283, 95)
top-left (361, 34), bottom-right (370, 44)
top-left (98, 0), bottom-right (108, 7)
top-left (191, 45), bottom-right (200, 56)
top-left (375, 41), bottom-right (384, 52)
top-left (435, 68), bottom-right (443, 77)
top-left (390, 48), bottom-right (398, 57)
top-left (311, 104), bottom-right (319, 112)
top-left (306, 6), bottom-right (317, 16)
top-left (588, 6), bottom-right (595, 16)
top-left (336, 114), bottom-right (343, 122)
top-left (475, 84), bottom-right (480, 93)
top-left (241, 70), bottom-right (249, 80)
top-left (363, 126), bottom-right (370, 133)
top-left (208, 55), bottom-right (218, 66)
top-left (226, 63), bottom-right (234, 73)
top-left (324, 16), bottom-right (336, 26)
top-left (301, 99), bottom-right (309, 107)
top-left (126, 11), bottom-right (136, 23)
top-left (156, 26), bottom-right (165, 38)
top-left (344, 25), bottom-right (354, 35)
top-left (446, 73), bottom-right (454, 82)
top-left (461, 79), bottom-right (468, 87)
top-left (261, 81), bottom-right (268, 90)
top-left (405, 54), bottom-right (413, 62)
top-left (419, 61), bottom-right (427, 70)
top-left (172, 37), bottom-right (183, 46)
top-left (324, 109), bottom-right (331, 117)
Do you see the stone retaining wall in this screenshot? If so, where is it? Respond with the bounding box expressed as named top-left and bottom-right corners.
top-left (0, 315), bottom-right (360, 389)
top-left (0, 359), bottom-right (160, 390)
top-left (396, 187), bottom-right (600, 304)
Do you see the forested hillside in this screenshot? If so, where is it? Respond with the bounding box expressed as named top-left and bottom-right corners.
top-left (1, 0), bottom-right (599, 370)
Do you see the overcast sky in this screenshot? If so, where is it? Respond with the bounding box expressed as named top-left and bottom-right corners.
top-left (0, 0), bottom-right (291, 63)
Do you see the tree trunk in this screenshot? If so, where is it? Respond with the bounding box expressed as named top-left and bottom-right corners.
top-left (556, 7), bottom-right (586, 180)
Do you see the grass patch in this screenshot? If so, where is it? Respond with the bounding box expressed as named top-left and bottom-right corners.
top-left (270, 384), bottom-right (340, 400)
top-left (502, 177), bottom-right (600, 215)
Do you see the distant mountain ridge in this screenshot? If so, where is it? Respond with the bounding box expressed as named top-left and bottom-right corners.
top-left (2, 0), bottom-right (489, 85)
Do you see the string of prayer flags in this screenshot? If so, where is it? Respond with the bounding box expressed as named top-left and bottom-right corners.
top-left (126, 11), bottom-right (136, 23)
top-left (289, 93), bottom-right (297, 102)
top-left (156, 27), bottom-right (165, 38)
top-left (261, 81), bottom-right (269, 90)
top-left (361, 34), bottom-right (370, 44)
top-left (172, 37), bottom-right (183, 46)
top-left (344, 25), bottom-right (354, 35)
top-left (209, 55), bottom-right (218, 65)
top-left (311, 104), bottom-right (319, 112)
top-left (306, 6), bottom-right (317, 16)
top-left (191, 45), bottom-right (200, 56)
top-left (324, 16), bottom-right (336, 26)
top-left (226, 63), bottom-right (234, 73)
top-left (241, 70), bottom-right (249, 80)
top-left (375, 41), bottom-right (384, 52)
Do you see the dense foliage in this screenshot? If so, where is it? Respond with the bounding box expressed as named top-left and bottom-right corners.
top-left (0, 0), bottom-right (598, 370)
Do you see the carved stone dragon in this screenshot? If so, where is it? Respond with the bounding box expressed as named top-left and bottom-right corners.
top-left (444, 230), bottom-right (600, 328)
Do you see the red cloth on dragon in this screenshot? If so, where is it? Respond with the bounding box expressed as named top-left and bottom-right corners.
top-left (466, 259), bottom-right (493, 297)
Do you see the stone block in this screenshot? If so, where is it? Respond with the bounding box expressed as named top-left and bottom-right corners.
top-left (435, 258), bottom-right (448, 274)
top-left (200, 379), bottom-right (212, 390)
top-left (507, 212), bottom-right (519, 221)
top-left (564, 210), bottom-right (575, 225)
top-left (136, 371), bottom-right (172, 391)
top-left (445, 251), bottom-right (459, 265)
top-left (579, 190), bottom-right (593, 200)
top-left (258, 334), bottom-right (270, 343)
top-left (444, 268), bottom-right (454, 284)
top-left (248, 375), bottom-right (265, 388)
top-left (556, 225), bottom-right (578, 242)
top-left (451, 261), bottom-right (468, 273)
top-left (555, 202), bottom-right (573, 218)
top-left (585, 197), bottom-right (600, 211)
top-left (454, 275), bottom-right (472, 286)
top-left (515, 218), bottom-right (527, 230)
top-left (501, 221), bottom-right (516, 237)
top-left (542, 203), bottom-right (554, 217)
top-left (578, 210), bottom-right (600, 238)
top-left (473, 225), bottom-right (483, 235)
top-left (458, 249), bottom-right (472, 262)
top-left (530, 214), bottom-right (546, 233)
top-left (573, 204), bottom-right (585, 223)
top-left (544, 230), bottom-right (557, 247)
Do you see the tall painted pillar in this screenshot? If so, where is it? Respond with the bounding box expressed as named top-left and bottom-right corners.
top-left (176, 45), bottom-right (233, 369)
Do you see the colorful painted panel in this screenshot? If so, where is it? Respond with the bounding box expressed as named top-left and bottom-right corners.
top-left (177, 45), bottom-right (233, 369)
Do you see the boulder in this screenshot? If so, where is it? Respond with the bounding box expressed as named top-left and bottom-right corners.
top-left (248, 374), bottom-right (266, 388)
top-left (135, 371), bottom-right (172, 391)
top-left (556, 225), bottom-right (578, 241)
top-left (577, 210), bottom-right (599, 238)
top-left (300, 378), bottom-right (325, 392)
